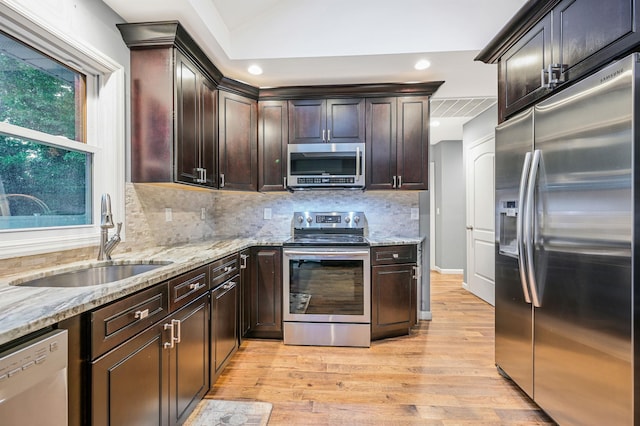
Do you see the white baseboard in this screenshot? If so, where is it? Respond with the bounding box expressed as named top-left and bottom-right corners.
top-left (418, 311), bottom-right (432, 321)
top-left (433, 266), bottom-right (464, 274)
top-left (462, 281), bottom-right (470, 290)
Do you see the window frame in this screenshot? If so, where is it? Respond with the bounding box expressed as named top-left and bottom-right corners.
top-left (0, 2), bottom-right (126, 259)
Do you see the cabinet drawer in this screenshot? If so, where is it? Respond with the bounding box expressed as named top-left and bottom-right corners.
top-left (169, 266), bottom-right (208, 312)
top-left (210, 253), bottom-right (239, 288)
top-left (90, 283), bottom-right (169, 359)
top-left (371, 245), bottom-right (417, 265)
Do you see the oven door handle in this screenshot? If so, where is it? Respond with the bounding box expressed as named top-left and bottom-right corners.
top-left (283, 250), bottom-right (370, 257)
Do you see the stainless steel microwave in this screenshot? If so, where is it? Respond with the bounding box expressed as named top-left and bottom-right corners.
top-left (286, 143), bottom-right (365, 189)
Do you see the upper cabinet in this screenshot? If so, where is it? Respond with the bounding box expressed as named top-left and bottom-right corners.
top-left (118, 21), bottom-right (259, 191)
top-left (258, 100), bottom-right (288, 191)
top-left (175, 51), bottom-right (218, 187)
top-left (118, 22), bottom-right (223, 188)
top-left (478, 0), bottom-right (640, 122)
top-left (218, 90), bottom-right (258, 191)
top-left (288, 98), bottom-right (365, 144)
top-left (366, 97), bottom-right (430, 190)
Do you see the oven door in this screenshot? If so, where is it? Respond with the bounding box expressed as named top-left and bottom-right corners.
top-left (282, 247), bottom-right (370, 323)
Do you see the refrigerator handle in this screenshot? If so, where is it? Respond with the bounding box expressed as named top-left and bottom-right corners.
top-left (517, 152), bottom-right (533, 304)
top-left (525, 149), bottom-right (542, 308)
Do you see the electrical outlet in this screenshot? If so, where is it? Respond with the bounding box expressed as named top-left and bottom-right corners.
top-left (411, 208), bottom-right (419, 220)
top-left (165, 208), bottom-right (172, 222)
top-left (200, 207), bottom-right (206, 220)
top-left (263, 208), bottom-right (272, 220)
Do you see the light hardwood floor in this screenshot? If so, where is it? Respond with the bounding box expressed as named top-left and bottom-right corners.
top-left (206, 272), bottom-right (555, 425)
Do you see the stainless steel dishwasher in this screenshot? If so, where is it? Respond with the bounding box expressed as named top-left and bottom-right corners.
top-left (0, 329), bottom-right (68, 425)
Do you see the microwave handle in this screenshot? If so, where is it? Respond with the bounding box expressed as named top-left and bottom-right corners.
top-left (356, 146), bottom-right (361, 181)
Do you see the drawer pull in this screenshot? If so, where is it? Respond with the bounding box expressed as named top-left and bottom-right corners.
top-left (134, 309), bottom-right (149, 320)
top-left (223, 266), bottom-right (233, 273)
top-left (189, 282), bottom-right (205, 291)
top-left (223, 282), bottom-right (236, 291)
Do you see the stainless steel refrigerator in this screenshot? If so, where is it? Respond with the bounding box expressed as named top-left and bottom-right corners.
top-left (495, 53), bottom-right (636, 425)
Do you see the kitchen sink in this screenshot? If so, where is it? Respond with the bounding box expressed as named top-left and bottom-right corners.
top-left (12, 261), bottom-right (173, 288)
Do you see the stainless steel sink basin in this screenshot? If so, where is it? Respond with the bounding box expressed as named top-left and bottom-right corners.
top-left (13, 262), bottom-right (173, 288)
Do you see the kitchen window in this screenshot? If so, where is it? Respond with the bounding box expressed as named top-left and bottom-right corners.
top-left (0, 3), bottom-right (125, 258)
top-left (0, 30), bottom-right (92, 230)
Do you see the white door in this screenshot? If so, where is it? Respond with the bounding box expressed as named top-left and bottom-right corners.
top-left (465, 136), bottom-right (495, 305)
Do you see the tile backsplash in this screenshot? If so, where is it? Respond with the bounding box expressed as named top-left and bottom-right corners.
top-left (0, 183), bottom-right (420, 274)
top-left (124, 183), bottom-right (420, 249)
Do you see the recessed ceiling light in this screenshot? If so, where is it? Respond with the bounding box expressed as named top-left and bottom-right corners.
top-left (248, 65), bottom-right (263, 75)
top-left (431, 120), bottom-right (440, 127)
top-left (414, 59), bottom-right (431, 71)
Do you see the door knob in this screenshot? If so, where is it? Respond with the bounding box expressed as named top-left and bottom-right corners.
top-left (466, 226), bottom-right (473, 230)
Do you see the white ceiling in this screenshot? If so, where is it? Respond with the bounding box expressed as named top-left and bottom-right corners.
top-left (102, 0), bottom-right (525, 140)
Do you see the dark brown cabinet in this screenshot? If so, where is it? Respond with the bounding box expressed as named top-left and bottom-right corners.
top-left (90, 265), bottom-right (210, 426)
top-left (175, 51), bottom-right (218, 187)
top-left (480, 0), bottom-right (640, 121)
top-left (371, 245), bottom-right (418, 340)
top-left (288, 98), bottom-right (365, 144)
top-left (239, 249), bottom-right (251, 340)
top-left (91, 293), bottom-right (209, 426)
top-left (119, 22), bottom-right (221, 188)
top-left (258, 100), bottom-right (288, 191)
top-left (218, 90), bottom-right (258, 191)
top-left (500, 14), bottom-right (552, 120)
top-left (211, 275), bottom-right (238, 381)
top-left (246, 247), bottom-right (283, 338)
top-left (366, 97), bottom-right (429, 190)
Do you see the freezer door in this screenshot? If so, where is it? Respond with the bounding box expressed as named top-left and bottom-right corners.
top-left (532, 54), bottom-right (634, 425)
top-left (495, 108), bottom-right (534, 398)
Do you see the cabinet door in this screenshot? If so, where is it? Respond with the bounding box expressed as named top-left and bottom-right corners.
top-left (170, 295), bottom-right (210, 426)
top-left (500, 14), bottom-right (552, 120)
top-left (366, 97), bottom-right (397, 190)
top-left (258, 100), bottom-right (288, 191)
top-left (396, 97), bottom-right (429, 190)
top-left (219, 91), bottom-right (258, 191)
top-left (175, 51), bottom-right (200, 185)
top-left (326, 98), bottom-right (365, 144)
top-left (553, 0), bottom-right (636, 82)
top-left (248, 247), bottom-right (282, 338)
top-left (200, 79), bottom-right (218, 188)
top-left (371, 264), bottom-right (414, 340)
top-left (91, 322), bottom-right (170, 426)
top-left (239, 250), bottom-right (251, 341)
top-left (288, 99), bottom-right (326, 143)
top-left (211, 277), bottom-right (239, 382)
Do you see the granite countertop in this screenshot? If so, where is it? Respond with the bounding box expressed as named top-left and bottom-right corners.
top-left (0, 236), bottom-right (422, 346)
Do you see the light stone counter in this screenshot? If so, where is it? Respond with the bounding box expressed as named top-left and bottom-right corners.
top-left (0, 236), bottom-right (421, 346)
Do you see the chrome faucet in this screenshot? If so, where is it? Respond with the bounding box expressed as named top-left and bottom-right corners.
top-left (97, 193), bottom-right (122, 261)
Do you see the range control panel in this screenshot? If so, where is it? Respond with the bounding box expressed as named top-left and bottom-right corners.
top-left (293, 211), bottom-right (366, 230)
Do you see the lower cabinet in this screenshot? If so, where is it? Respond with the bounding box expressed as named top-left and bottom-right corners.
top-left (211, 274), bottom-right (239, 382)
top-left (91, 293), bottom-right (210, 426)
top-left (246, 247), bottom-right (282, 339)
top-left (371, 245), bottom-right (418, 340)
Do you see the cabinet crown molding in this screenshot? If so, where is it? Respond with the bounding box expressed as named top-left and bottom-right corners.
top-left (475, 0), bottom-right (559, 64)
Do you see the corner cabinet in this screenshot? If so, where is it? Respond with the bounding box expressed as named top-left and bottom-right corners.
top-left (366, 97), bottom-right (430, 190)
top-left (371, 245), bottom-right (418, 340)
top-left (218, 90), bottom-right (258, 191)
top-left (478, 0), bottom-right (640, 121)
top-left (118, 22), bottom-right (222, 188)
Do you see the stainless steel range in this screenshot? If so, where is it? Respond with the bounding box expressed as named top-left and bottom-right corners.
top-left (283, 211), bottom-right (370, 347)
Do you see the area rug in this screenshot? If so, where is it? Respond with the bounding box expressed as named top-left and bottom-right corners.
top-left (184, 400), bottom-right (272, 426)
